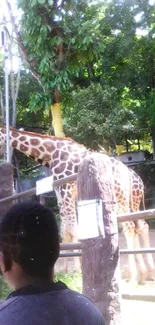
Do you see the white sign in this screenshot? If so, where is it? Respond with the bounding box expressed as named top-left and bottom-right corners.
top-left (36, 176), bottom-right (54, 196)
top-left (77, 199), bottom-right (105, 240)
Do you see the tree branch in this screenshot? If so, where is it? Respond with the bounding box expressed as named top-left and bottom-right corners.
top-left (5, 0), bottom-right (44, 90)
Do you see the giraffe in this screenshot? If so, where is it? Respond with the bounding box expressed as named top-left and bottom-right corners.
top-left (129, 168), bottom-right (155, 281)
top-left (0, 126), bottom-right (88, 245)
top-left (110, 158), bottom-right (155, 283)
top-left (0, 126), bottom-right (154, 282)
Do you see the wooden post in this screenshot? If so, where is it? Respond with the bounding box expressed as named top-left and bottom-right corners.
top-left (77, 153), bottom-right (121, 325)
top-left (0, 163), bottom-right (14, 216)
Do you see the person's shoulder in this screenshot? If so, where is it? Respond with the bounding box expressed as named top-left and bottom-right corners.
top-left (0, 297), bottom-right (20, 325)
top-left (60, 289), bottom-right (106, 324)
top-left (0, 289), bottom-right (106, 325)
top-left (0, 297), bottom-right (19, 311)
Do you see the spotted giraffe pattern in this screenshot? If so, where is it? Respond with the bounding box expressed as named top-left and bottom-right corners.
top-left (0, 127), bottom-right (88, 243)
top-left (110, 158), bottom-right (155, 282)
top-left (0, 127), bottom-right (154, 281)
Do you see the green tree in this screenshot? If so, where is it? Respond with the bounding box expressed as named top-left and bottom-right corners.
top-left (63, 83), bottom-right (133, 151)
top-left (96, 0), bottom-right (155, 155)
top-left (16, 71), bottom-right (51, 130)
top-left (6, 0), bottom-right (105, 137)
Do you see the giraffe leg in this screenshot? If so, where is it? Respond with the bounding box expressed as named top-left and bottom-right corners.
top-left (135, 220), bottom-right (155, 280)
top-left (60, 215), bottom-right (81, 273)
top-left (61, 233), bottom-right (81, 273)
top-left (68, 214), bottom-right (81, 271)
top-left (56, 183), bottom-right (81, 273)
top-left (59, 209), bottom-right (72, 273)
top-left (133, 233), bottom-right (147, 284)
top-left (70, 233), bottom-right (81, 270)
top-left (122, 222), bottom-right (138, 283)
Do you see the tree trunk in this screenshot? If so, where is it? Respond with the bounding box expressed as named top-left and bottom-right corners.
top-left (51, 27), bottom-right (65, 138)
top-left (9, 37), bottom-right (21, 128)
top-left (50, 102), bottom-right (65, 137)
top-left (77, 153), bottom-right (122, 325)
top-left (11, 69), bottom-right (20, 128)
top-left (8, 38), bottom-right (20, 160)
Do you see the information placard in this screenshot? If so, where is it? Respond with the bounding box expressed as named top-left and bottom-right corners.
top-left (77, 199), bottom-right (105, 240)
top-left (36, 176), bottom-right (54, 195)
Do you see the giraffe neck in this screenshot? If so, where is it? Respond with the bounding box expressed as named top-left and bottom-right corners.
top-left (0, 127), bottom-right (88, 179)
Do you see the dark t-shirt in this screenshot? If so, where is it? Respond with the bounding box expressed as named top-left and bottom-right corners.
top-left (0, 281), bottom-right (105, 325)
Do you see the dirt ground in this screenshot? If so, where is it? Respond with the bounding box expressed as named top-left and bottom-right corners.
top-left (121, 299), bottom-right (155, 325)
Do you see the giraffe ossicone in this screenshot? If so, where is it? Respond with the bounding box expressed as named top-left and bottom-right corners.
top-left (0, 126), bottom-right (154, 282)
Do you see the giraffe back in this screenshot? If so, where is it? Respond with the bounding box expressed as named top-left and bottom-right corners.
top-left (110, 158), bottom-right (130, 214)
top-left (129, 168), bottom-right (145, 212)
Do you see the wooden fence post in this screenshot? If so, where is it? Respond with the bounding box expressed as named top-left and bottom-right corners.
top-left (0, 163), bottom-right (14, 217)
top-left (77, 153), bottom-right (121, 325)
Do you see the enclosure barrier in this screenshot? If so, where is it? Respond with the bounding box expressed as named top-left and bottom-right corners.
top-left (0, 172), bottom-right (155, 258)
top-left (59, 246), bottom-right (155, 257)
top-left (121, 294), bottom-right (155, 302)
top-left (0, 173), bottom-right (77, 205)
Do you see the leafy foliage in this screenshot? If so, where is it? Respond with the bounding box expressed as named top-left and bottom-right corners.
top-left (3, 0), bottom-right (155, 154)
top-left (16, 0), bottom-right (105, 109)
top-left (55, 272), bottom-right (82, 293)
top-left (63, 83), bottom-right (134, 150)
top-left (15, 71), bottom-right (51, 129)
top-left (98, 0), bottom-right (155, 152)
top-left (0, 272), bottom-right (82, 300)
top-left (0, 277), bottom-right (12, 300)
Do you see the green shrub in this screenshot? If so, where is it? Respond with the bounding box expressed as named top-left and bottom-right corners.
top-left (0, 272), bottom-right (82, 300)
top-left (55, 272), bottom-right (82, 293)
top-left (0, 277), bottom-right (12, 300)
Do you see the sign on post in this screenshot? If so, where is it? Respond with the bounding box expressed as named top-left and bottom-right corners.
top-left (36, 176), bottom-right (54, 196)
top-left (77, 199), bottom-right (105, 240)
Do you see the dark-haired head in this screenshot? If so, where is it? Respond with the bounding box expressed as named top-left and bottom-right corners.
top-left (0, 202), bottom-right (60, 288)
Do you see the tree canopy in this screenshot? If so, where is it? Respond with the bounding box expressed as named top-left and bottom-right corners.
top-left (7, 0), bottom-right (105, 106)
top-left (1, 0), bottom-right (155, 156)
top-left (63, 0), bottom-right (155, 154)
top-left (63, 83), bottom-right (133, 151)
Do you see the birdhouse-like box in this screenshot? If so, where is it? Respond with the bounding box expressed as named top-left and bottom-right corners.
top-left (117, 150), bottom-right (150, 164)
